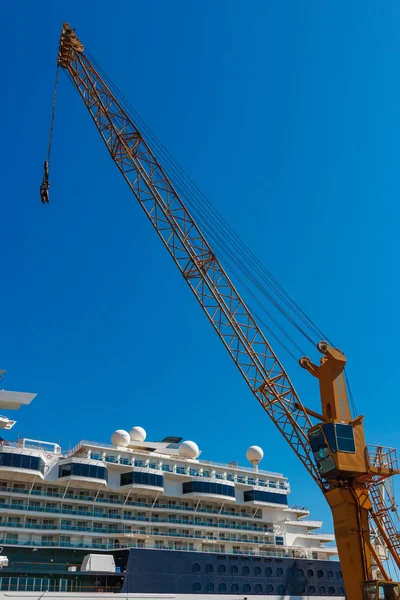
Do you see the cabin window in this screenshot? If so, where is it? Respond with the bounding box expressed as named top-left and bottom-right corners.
top-left (335, 424), bottom-right (356, 453)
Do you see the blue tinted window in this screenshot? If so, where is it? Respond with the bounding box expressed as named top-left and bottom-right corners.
top-left (0, 452), bottom-right (45, 474)
top-left (120, 471), bottom-right (163, 487)
top-left (322, 423), bottom-right (337, 452)
top-left (335, 424), bottom-right (355, 453)
top-left (243, 490), bottom-right (288, 505)
top-left (182, 481), bottom-right (235, 497)
top-left (308, 427), bottom-right (327, 453)
top-left (58, 463), bottom-right (108, 481)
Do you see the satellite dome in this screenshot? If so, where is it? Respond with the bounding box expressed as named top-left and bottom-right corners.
top-left (111, 429), bottom-right (130, 447)
top-left (129, 426), bottom-right (146, 442)
top-left (179, 440), bottom-right (199, 459)
top-left (246, 445), bottom-right (264, 464)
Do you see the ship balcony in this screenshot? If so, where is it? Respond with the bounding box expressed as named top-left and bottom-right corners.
top-left (119, 469), bottom-right (164, 491)
top-left (57, 460), bottom-right (108, 487)
top-left (294, 531), bottom-right (336, 542)
top-left (243, 488), bottom-right (288, 507)
top-left (182, 479), bottom-right (235, 501)
top-left (0, 451), bottom-right (45, 480)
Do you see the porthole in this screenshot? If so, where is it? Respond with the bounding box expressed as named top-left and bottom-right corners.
top-left (242, 566), bottom-right (250, 575)
top-left (288, 584), bottom-right (295, 594)
top-left (308, 569), bottom-right (314, 578)
top-left (329, 587), bottom-right (335, 594)
top-left (277, 567), bottom-right (283, 577)
top-left (243, 584), bottom-right (251, 593)
top-left (254, 566), bottom-right (261, 576)
top-left (337, 570), bottom-right (343, 579)
top-left (192, 582), bottom-right (201, 592)
top-left (317, 569), bottom-right (324, 579)
top-left (266, 584), bottom-right (274, 593)
top-left (191, 563), bottom-right (201, 573)
top-left (297, 568), bottom-right (304, 577)
top-left (320, 586), bottom-right (326, 595)
top-left (339, 586), bottom-right (345, 594)
top-left (277, 585), bottom-right (285, 594)
top-left (287, 568), bottom-right (294, 577)
top-left (265, 566), bottom-right (272, 576)
top-left (328, 569), bottom-right (333, 579)
top-left (230, 565), bottom-right (238, 575)
top-left (218, 565), bottom-right (226, 575)
top-left (206, 583), bottom-right (214, 592)
top-left (255, 584), bottom-right (262, 594)
top-left (231, 583), bottom-right (239, 593)
top-left (206, 564), bottom-right (213, 574)
top-left (309, 586), bottom-right (316, 594)
top-left (298, 585), bottom-right (305, 594)
top-left (218, 583), bottom-right (227, 593)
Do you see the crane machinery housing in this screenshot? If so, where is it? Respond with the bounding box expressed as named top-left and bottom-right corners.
top-left (40, 22), bottom-right (400, 600)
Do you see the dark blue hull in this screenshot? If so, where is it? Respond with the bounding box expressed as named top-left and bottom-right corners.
top-left (0, 545), bottom-right (345, 596)
top-left (121, 548), bottom-right (345, 597)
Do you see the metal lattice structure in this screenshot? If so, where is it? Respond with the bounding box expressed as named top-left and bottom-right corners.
top-left (58, 23), bottom-right (321, 487)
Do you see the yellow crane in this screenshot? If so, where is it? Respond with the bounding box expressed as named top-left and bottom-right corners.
top-left (42, 22), bottom-right (400, 600)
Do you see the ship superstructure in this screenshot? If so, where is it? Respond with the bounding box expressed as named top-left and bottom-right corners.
top-left (0, 426), bottom-right (336, 561)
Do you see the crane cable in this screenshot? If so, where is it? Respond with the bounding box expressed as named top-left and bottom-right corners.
top-left (40, 65), bottom-right (60, 204)
top-left (61, 51), bottom-right (359, 415)
top-left (86, 51), bottom-right (333, 352)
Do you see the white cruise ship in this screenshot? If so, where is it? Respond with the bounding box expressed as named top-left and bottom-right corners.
top-left (0, 380), bottom-right (344, 599)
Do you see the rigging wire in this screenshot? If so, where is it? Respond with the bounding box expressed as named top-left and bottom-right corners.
top-left (86, 51), bottom-right (333, 351)
top-left (40, 64), bottom-right (60, 204)
top-left (344, 369), bottom-right (358, 418)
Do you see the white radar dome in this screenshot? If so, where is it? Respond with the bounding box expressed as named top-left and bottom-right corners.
top-left (129, 426), bottom-right (146, 442)
top-left (246, 445), bottom-right (264, 464)
top-left (111, 429), bottom-right (130, 447)
top-left (179, 440), bottom-right (199, 459)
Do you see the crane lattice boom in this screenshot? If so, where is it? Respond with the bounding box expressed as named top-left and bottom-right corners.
top-left (58, 23), bottom-right (320, 484)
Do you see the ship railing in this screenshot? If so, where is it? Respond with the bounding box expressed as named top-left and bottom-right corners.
top-left (1, 522), bottom-right (275, 541)
top-left (66, 441), bottom-right (287, 479)
top-left (0, 486), bottom-right (268, 518)
top-left (0, 538), bottom-right (328, 560)
top-left (1, 515), bottom-right (274, 534)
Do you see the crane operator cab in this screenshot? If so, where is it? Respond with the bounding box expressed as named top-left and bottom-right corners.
top-left (364, 581), bottom-right (400, 600)
top-left (308, 420), bottom-right (368, 480)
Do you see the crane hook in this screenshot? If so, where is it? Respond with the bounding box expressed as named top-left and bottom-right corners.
top-left (40, 161), bottom-right (50, 204)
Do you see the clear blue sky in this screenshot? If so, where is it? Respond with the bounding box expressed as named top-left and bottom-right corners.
top-left (2, 1), bottom-right (400, 531)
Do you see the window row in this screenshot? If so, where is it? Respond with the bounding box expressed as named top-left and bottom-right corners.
top-left (182, 481), bottom-right (235, 497)
top-left (191, 563), bottom-right (343, 579)
top-left (120, 471), bottom-right (163, 487)
top-left (58, 463), bottom-right (108, 481)
top-left (191, 582), bottom-right (344, 594)
top-left (0, 453), bottom-right (45, 475)
top-left (243, 489), bottom-right (288, 505)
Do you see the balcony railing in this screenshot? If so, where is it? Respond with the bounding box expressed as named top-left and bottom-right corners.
top-left (0, 537), bottom-right (322, 560)
top-left (0, 486), bottom-right (265, 519)
top-left (0, 505), bottom-right (273, 533)
top-left (0, 522), bottom-right (274, 544)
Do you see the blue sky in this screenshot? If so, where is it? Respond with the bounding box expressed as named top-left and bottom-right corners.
top-left (2, 1), bottom-right (400, 530)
